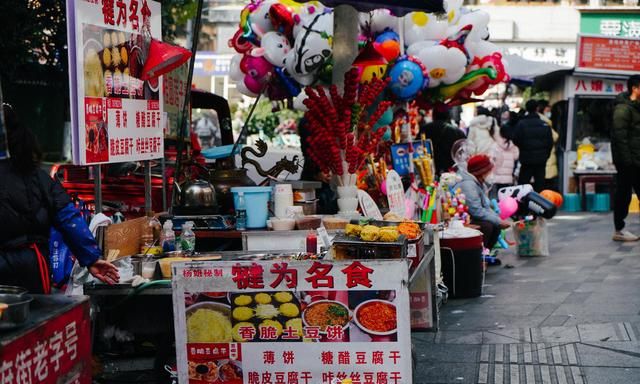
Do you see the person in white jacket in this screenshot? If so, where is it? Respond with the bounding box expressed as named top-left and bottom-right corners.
top-left (467, 107), bottom-right (498, 155)
top-left (489, 121), bottom-right (520, 198)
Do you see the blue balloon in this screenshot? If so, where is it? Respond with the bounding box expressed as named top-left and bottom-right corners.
top-left (388, 59), bottom-right (426, 100)
top-left (375, 30), bottom-right (400, 45)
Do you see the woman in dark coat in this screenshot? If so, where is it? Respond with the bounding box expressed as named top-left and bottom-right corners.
top-left (0, 104), bottom-right (119, 293)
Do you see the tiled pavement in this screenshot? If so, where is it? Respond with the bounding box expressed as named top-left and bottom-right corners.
top-left (412, 212), bottom-right (640, 384)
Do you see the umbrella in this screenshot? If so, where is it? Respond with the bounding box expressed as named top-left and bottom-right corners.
top-left (295, 0), bottom-right (445, 15)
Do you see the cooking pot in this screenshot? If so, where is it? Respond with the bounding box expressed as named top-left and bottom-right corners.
top-left (0, 294), bottom-right (33, 330)
top-left (176, 179), bottom-right (217, 208)
top-left (0, 285), bottom-right (28, 296)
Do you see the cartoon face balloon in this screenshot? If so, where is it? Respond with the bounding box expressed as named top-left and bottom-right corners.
top-left (285, 11), bottom-right (333, 77)
top-left (388, 57), bottom-right (427, 100)
top-left (261, 31), bottom-right (291, 67)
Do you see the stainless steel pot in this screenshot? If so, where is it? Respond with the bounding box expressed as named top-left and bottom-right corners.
top-left (0, 285), bottom-right (28, 296)
top-left (0, 294), bottom-right (33, 330)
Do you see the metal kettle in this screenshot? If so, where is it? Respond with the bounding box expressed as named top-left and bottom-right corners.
top-left (176, 179), bottom-right (217, 208)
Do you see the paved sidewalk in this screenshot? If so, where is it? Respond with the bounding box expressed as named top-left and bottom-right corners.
top-left (412, 212), bottom-right (640, 384)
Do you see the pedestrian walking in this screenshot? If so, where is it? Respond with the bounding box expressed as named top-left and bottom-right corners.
top-left (490, 119), bottom-right (519, 198)
top-left (513, 100), bottom-right (553, 192)
top-left (467, 107), bottom-right (497, 155)
top-left (611, 75), bottom-right (640, 242)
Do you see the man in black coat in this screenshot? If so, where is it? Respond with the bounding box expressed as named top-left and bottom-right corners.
top-left (513, 100), bottom-right (553, 192)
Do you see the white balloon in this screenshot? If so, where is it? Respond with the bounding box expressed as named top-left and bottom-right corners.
top-left (250, 0), bottom-right (276, 38)
top-left (417, 45), bottom-right (467, 87)
top-left (229, 54), bottom-right (245, 81)
top-left (406, 40), bottom-right (438, 56)
top-left (403, 12), bottom-right (448, 47)
top-left (448, 9), bottom-right (490, 42)
top-left (290, 72), bottom-right (316, 86)
top-left (261, 31), bottom-right (291, 67)
top-left (444, 0), bottom-right (463, 25)
top-left (360, 9), bottom-right (398, 35)
top-left (286, 12), bottom-right (333, 77)
top-left (293, 92), bottom-right (309, 111)
top-left (236, 80), bottom-right (259, 98)
top-left (293, 4), bottom-right (332, 37)
top-left (466, 40), bottom-right (500, 60)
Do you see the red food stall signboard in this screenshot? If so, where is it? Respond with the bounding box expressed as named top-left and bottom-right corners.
top-left (172, 260), bottom-right (412, 384)
top-left (577, 34), bottom-right (640, 75)
top-left (66, 0), bottom-right (164, 165)
top-left (0, 302), bottom-right (92, 384)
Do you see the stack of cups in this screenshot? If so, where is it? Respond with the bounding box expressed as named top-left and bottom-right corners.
top-left (274, 184), bottom-right (294, 218)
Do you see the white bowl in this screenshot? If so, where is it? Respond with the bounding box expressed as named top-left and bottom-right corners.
top-left (337, 197), bottom-right (358, 212)
top-left (353, 299), bottom-right (398, 336)
top-left (271, 218), bottom-right (296, 231)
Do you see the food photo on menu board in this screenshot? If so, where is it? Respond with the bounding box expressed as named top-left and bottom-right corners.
top-left (180, 290), bottom-right (400, 383)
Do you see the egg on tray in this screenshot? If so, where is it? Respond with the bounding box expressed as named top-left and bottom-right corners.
top-left (279, 303), bottom-right (299, 318)
top-left (232, 306), bottom-right (254, 322)
top-left (274, 292), bottom-right (293, 303)
top-left (254, 293), bottom-right (272, 304)
top-left (234, 294), bottom-right (252, 306)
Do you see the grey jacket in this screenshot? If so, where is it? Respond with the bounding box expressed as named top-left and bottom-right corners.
top-left (453, 170), bottom-right (501, 226)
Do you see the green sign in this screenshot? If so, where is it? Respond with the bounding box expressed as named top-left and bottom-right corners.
top-left (581, 12), bottom-right (640, 38)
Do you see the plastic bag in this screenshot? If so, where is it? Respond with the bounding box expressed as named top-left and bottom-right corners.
top-left (512, 218), bottom-right (549, 256)
top-left (49, 229), bottom-right (75, 287)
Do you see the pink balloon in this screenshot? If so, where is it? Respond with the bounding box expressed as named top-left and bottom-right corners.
top-left (498, 197), bottom-right (518, 220)
top-left (380, 180), bottom-right (387, 195)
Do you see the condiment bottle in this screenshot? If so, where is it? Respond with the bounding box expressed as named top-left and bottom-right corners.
top-left (306, 231), bottom-right (317, 254)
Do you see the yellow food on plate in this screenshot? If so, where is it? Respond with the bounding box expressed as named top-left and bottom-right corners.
top-left (187, 308), bottom-right (232, 343)
top-left (384, 212), bottom-right (403, 221)
top-left (279, 302), bottom-right (300, 318)
top-left (255, 304), bottom-right (279, 319)
top-left (102, 48), bottom-right (112, 67)
top-left (102, 32), bottom-right (111, 48)
top-left (345, 224), bottom-right (362, 237)
top-left (379, 228), bottom-right (400, 242)
top-left (259, 319), bottom-right (283, 337)
top-left (234, 295), bottom-right (252, 306)
top-left (398, 222), bottom-right (421, 239)
top-left (232, 322), bottom-right (256, 342)
top-left (360, 225), bottom-right (380, 242)
top-left (83, 49), bottom-right (105, 97)
top-left (274, 292), bottom-right (293, 303)
top-left (232, 306), bottom-right (253, 321)
top-left (120, 46), bottom-right (128, 65)
top-left (111, 47), bottom-right (121, 67)
top-left (254, 293), bottom-right (272, 304)
top-left (285, 318), bottom-right (303, 337)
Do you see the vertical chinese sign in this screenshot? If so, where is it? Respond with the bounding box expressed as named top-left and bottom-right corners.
top-left (66, 0), bottom-right (164, 165)
top-left (163, 62), bottom-right (189, 138)
top-left (0, 84), bottom-right (8, 160)
top-left (173, 260), bottom-right (412, 384)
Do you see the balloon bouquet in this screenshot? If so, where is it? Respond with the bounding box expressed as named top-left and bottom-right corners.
top-left (355, 1), bottom-right (510, 106)
top-left (229, 0), bottom-right (335, 105)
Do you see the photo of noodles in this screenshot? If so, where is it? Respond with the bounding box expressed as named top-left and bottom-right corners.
top-left (84, 49), bottom-right (105, 97)
top-left (186, 306), bottom-right (232, 343)
top-left (302, 301), bottom-right (350, 332)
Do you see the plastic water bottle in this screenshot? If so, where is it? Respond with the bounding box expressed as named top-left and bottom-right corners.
top-left (236, 192), bottom-right (247, 231)
top-left (179, 221), bottom-right (196, 253)
top-left (161, 220), bottom-right (176, 253)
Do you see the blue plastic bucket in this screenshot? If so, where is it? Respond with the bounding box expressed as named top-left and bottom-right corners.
top-left (590, 193), bottom-right (610, 212)
top-left (561, 193), bottom-right (581, 212)
top-left (231, 187), bottom-right (272, 228)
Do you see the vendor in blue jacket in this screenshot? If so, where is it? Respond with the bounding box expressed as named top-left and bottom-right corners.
top-left (454, 154), bottom-right (511, 251)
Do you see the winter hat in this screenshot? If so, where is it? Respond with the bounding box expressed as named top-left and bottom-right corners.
top-left (467, 154), bottom-right (493, 177)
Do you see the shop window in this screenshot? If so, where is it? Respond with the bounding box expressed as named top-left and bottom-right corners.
top-left (573, 98), bottom-right (615, 150)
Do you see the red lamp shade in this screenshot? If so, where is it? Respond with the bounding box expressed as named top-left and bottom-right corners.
top-left (141, 39), bottom-right (192, 80)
